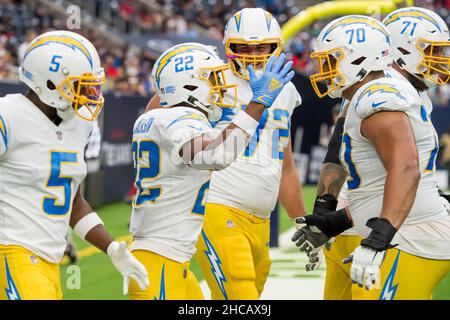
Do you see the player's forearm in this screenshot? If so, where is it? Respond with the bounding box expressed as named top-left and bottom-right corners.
top-left (180, 103), bottom-right (265, 168)
top-left (279, 169), bottom-right (307, 219)
top-left (200, 101), bottom-right (265, 151)
top-left (200, 101), bottom-right (264, 151)
top-left (317, 116), bottom-right (348, 198)
top-left (69, 188), bottom-right (95, 227)
top-left (84, 225), bottom-right (114, 254)
top-left (317, 162), bottom-right (348, 198)
top-left (70, 189), bottom-right (114, 253)
top-left (380, 163), bottom-right (420, 229)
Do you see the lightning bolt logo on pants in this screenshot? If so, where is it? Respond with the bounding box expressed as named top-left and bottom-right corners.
top-left (201, 230), bottom-right (228, 300)
top-left (4, 255), bottom-right (21, 300)
top-left (379, 251), bottom-right (400, 300)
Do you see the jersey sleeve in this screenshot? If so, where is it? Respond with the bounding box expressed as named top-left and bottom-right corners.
top-left (288, 81), bottom-right (302, 112)
top-left (0, 109), bottom-right (10, 157)
top-left (354, 82), bottom-right (412, 119)
top-left (159, 109), bottom-right (212, 156)
top-left (293, 86), bottom-right (302, 108)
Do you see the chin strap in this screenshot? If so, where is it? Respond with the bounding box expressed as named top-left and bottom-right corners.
top-left (187, 95), bottom-right (222, 123)
top-left (57, 106), bottom-right (76, 120)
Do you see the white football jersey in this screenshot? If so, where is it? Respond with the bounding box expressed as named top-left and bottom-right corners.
top-left (342, 76), bottom-right (450, 259)
top-left (206, 70), bottom-right (302, 218)
top-left (0, 94), bottom-right (92, 263)
top-left (129, 107), bottom-right (212, 263)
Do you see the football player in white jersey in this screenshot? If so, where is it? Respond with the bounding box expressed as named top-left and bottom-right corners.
top-left (310, 7), bottom-right (450, 300)
top-left (0, 31), bottom-right (149, 300)
top-left (292, 14), bottom-right (450, 300)
top-left (193, 8), bottom-right (307, 300)
top-left (127, 43), bottom-right (295, 300)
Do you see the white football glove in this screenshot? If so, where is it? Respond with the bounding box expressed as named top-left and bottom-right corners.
top-left (107, 241), bottom-right (150, 295)
top-left (343, 245), bottom-right (386, 290)
top-left (306, 248), bottom-right (323, 271)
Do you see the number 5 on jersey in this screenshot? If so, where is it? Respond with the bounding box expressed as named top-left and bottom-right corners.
top-left (43, 151), bottom-right (79, 216)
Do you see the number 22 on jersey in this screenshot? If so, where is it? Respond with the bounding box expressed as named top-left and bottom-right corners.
top-left (132, 139), bottom-right (162, 206)
top-left (132, 139), bottom-right (210, 213)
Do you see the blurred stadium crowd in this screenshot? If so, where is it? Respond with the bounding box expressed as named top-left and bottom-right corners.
top-left (1, 0), bottom-right (450, 106)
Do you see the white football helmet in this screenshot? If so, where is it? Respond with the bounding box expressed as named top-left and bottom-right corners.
top-left (19, 30), bottom-right (104, 121)
top-left (223, 8), bottom-right (283, 80)
top-left (310, 15), bottom-right (392, 98)
top-left (151, 42), bottom-right (237, 122)
top-left (383, 7), bottom-right (450, 87)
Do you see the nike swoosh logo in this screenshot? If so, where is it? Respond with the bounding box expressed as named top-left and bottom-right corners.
top-left (187, 125), bottom-right (204, 131)
top-left (372, 101), bottom-right (387, 108)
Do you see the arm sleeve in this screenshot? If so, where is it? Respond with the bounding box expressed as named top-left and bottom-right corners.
top-left (323, 117), bottom-right (345, 165)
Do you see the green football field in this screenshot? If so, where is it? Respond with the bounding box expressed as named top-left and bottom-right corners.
top-left (60, 185), bottom-right (450, 300)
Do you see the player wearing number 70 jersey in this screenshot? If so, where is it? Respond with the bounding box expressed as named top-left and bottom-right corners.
top-left (307, 7), bottom-right (450, 300)
top-left (0, 31), bottom-right (149, 300)
top-left (127, 43), bottom-right (295, 299)
top-left (292, 14), bottom-right (450, 299)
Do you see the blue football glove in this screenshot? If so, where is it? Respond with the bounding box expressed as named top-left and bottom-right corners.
top-left (248, 53), bottom-right (295, 108)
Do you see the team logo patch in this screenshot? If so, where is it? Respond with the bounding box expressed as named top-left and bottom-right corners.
top-left (269, 78), bottom-right (283, 92)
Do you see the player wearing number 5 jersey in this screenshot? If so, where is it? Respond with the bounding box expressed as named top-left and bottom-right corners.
top-left (127, 43), bottom-right (295, 299)
top-left (0, 31), bottom-right (149, 300)
top-left (194, 8), bottom-right (306, 300)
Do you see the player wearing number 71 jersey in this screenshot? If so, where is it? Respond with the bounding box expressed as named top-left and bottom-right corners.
top-left (0, 31), bottom-right (149, 300)
top-left (127, 43), bottom-right (295, 299)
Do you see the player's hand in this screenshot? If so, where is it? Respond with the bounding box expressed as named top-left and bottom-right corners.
top-left (293, 209), bottom-right (353, 240)
top-left (107, 241), bottom-right (150, 295)
top-left (291, 221), bottom-right (330, 255)
top-left (343, 246), bottom-right (386, 290)
top-left (313, 194), bottom-right (339, 251)
top-left (306, 248), bottom-right (323, 271)
top-left (248, 53), bottom-right (295, 108)
top-left (343, 217), bottom-right (398, 290)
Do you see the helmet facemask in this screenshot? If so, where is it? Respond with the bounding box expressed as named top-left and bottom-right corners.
top-left (56, 72), bottom-right (105, 121)
top-left (310, 48), bottom-right (346, 98)
top-left (225, 38), bottom-right (282, 80)
top-left (415, 38), bottom-right (450, 86)
top-left (186, 63), bottom-right (237, 122)
top-left (198, 64), bottom-right (237, 108)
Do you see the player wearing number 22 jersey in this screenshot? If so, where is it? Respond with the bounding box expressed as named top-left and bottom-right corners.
top-left (0, 31), bottom-right (149, 300)
top-left (127, 43), bottom-right (295, 299)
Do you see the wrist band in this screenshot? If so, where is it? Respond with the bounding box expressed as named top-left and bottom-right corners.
top-left (73, 212), bottom-right (104, 240)
top-left (231, 110), bottom-right (259, 136)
